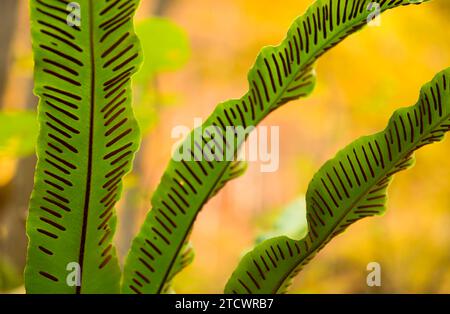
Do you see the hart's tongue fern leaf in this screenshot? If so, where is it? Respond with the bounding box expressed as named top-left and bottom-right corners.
top-left (25, 0), bottom-right (142, 293)
top-left (225, 67), bottom-right (450, 294)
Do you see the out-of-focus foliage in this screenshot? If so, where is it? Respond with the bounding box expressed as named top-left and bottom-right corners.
top-left (135, 17), bottom-right (190, 83)
top-left (0, 111), bottom-right (37, 158)
top-left (256, 197), bottom-right (307, 243)
top-left (133, 17), bottom-right (191, 134)
top-left (0, 257), bottom-right (22, 291)
top-left (0, 111), bottom-right (37, 185)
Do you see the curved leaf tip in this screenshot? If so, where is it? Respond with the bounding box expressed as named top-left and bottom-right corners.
top-left (225, 67), bottom-right (450, 294)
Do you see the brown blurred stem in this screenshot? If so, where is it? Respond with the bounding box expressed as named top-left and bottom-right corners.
top-left (0, 0), bottom-right (18, 107)
top-left (154, 0), bottom-right (172, 16)
top-left (0, 0), bottom-right (37, 289)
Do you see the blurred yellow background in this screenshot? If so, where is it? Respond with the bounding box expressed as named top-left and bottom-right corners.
top-left (0, 0), bottom-right (449, 293)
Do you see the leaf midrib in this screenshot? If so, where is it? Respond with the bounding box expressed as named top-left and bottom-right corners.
top-left (272, 101), bottom-right (449, 294)
top-left (77, 0), bottom-right (95, 294)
